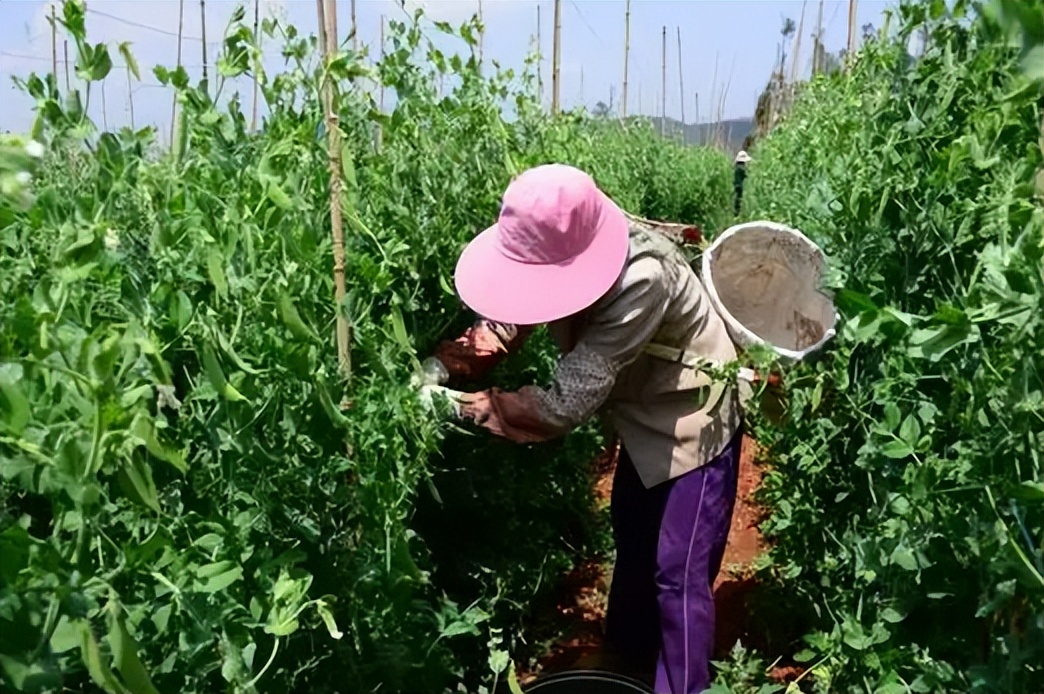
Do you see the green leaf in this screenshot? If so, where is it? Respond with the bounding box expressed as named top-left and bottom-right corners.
top-left (1012, 481), bottom-right (1044, 501)
top-left (0, 363), bottom-right (29, 435)
top-left (50, 617), bottom-right (83, 654)
top-left (907, 323), bottom-right (978, 362)
top-left (899, 415), bottom-right (921, 446)
top-left (880, 440), bottom-right (914, 459)
top-left (890, 546), bottom-right (919, 571)
top-left (129, 413), bottom-right (187, 474)
top-left (880, 607), bottom-right (907, 623)
top-left (389, 307), bottom-right (412, 353)
top-left (195, 562), bottom-right (243, 593)
top-left (488, 648), bottom-right (510, 674)
top-left (206, 248), bottom-right (228, 300)
top-left (107, 605), bottom-right (161, 694)
top-left (116, 457), bottom-right (161, 513)
top-left (883, 402), bottom-right (901, 431)
top-left (89, 43), bottom-right (113, 81)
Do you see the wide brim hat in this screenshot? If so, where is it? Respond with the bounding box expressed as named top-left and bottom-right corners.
top-left (454, 164), bottom-right (630, 326)
top-left (735, 150), bottom-right (752, 163)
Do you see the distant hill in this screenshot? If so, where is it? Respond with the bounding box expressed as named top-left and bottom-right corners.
top-left (641, 116), bottom-right (754, 153)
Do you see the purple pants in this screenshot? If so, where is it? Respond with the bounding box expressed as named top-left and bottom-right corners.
top-left (604, 430), bottom-right (742, 694)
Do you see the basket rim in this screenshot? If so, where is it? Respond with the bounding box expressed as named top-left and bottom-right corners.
top-left (700, 220), bottom-right (838, 361)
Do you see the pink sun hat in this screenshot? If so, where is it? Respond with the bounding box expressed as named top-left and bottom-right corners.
top-left (454, 164), bottom-right (631, 326)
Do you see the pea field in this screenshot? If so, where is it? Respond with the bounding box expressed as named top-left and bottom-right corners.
top-left (0, 1), bottom-right (1041, 693)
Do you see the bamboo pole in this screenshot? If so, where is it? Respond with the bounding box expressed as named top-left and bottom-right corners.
top-left (478, 0), bottom-right (484, 73)
top-left (846, 0), bottom-right (858, 68)
top-left (790, 0), bottom-right (806, 84)
top-left (251, 0), bottom-right (260, 131)
top-left (101, 81), bottom-right (108, 130)
top-left (536, 5), bottom-right (543, 106)
top-left (621, 0), bottom-right (630, 118)
top-left (64, 41), bottom-right (70, 92)
top-left (694, 92), bottom-right (700, 144)
top-left (351, 0), bottom-right (358, 52)
top-left (660, 26), bottom-right (666, 135)
top-left (126, 65), bottom-right (135, 129)
top-left (379, 16), bottom-right (385, 112)
top-left (551, 0), bottom-right (561, 115)
top-left (170, 0), bottom-right (184, 149)
top-left (676, 27), bottom-right (684, 126)
top-left (580, 65), bottom-right (584, 104)
top-left (318, 0), bottom-right (351, 380)
top-left (50, 6), bottom-right (57, 83)
top-left (200, 0), bottom-right (208, 90)
top-left (813, 0), bottom-right (824, 74)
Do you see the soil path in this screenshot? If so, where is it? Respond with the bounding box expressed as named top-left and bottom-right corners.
top-left (518, 436), bottom-right (768, 685)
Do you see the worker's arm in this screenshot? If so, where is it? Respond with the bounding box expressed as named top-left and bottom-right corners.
top-left (432, 319), bottom-right (534, 383)
top-left (459, 258), bottom-right (670, 443)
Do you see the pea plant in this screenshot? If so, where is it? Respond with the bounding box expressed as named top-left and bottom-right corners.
top-left (738, 1), bottom-right (1043, 692)
top-left (0, 2), bottom-right (733, 693)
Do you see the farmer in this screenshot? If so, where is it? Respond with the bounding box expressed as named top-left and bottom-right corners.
top-left (421, 163), bottom-right (746, 694)
top-left (733, 150), bottom-right (751, 215)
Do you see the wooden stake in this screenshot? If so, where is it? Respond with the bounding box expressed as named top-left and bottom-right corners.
top-left (790, 0), bottom-right (806, 83)
top-left (551, 0), bottom-right (561, 115)
top-left (379, 16), bottom-right (385, 112)
top-left (318, 0), bottom-right (351, 380)
top-left (101, 81), bottom-right (108, 131)
top-left (126, 66), bottom-right (135, 130)
top-left (316, 0), bottom-right (326, 54)
top-left (200, 0), bottom-right (208, 90)
top-left (251, 0), bottom-right (260, 131)
top-left (660, 25), bottom-right (666, 135)
top-left (846, 0), bottom-right (858, 67)
top-left (351, 0), bottom-right (358, 52)
top-left (170, 0), bottom-right (184, 149)
top-left (813, 0), bottom-right (824, 74)
top-left (621, 0), bottom-right (630, 118)
top-left (676, 26), bottom-right (684, 125)
top-left (478, 0), bottom-right (484, 73)
top-left (50, 6), bottom-right (57, 84)
top-left (694, 91), bottom-right (700, 143)
top-left (64, 40), bottom-right (70, 92)
top-left (536, 5), bottom-right (543, 105)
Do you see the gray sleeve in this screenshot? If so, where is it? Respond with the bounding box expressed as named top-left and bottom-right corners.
top-left (521, 257), bottom-right (671, 433)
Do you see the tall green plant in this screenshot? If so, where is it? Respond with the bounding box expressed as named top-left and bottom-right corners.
top-left (0, 3), bottom-right (733, 693)
top-left (738, 1), bottom-right (1043, 691)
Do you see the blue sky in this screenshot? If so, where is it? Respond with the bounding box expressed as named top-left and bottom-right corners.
top-left (0, 0), bottom-right (893, 140)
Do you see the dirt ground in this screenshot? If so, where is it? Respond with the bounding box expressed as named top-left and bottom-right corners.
top-left (518, 436), bottom-right (792, 686)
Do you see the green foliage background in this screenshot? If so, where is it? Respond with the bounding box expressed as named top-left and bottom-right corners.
top-left (733, 1), bottom-right (1043, 692)
top-left (0, 4), bottom-right (731, 694)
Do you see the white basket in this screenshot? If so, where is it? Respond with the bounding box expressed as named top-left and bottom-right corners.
top-left (701, 221), bottom-right (838, 363)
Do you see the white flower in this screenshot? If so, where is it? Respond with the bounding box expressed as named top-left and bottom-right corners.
top-left (104, 228), bottom-right (120, 250)
top-left (156, 384), bottom-right (182, 412)
top-left (24, 140), bottom-right (45, 158)
top-left (14, 171), bottom-right (32, 185)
